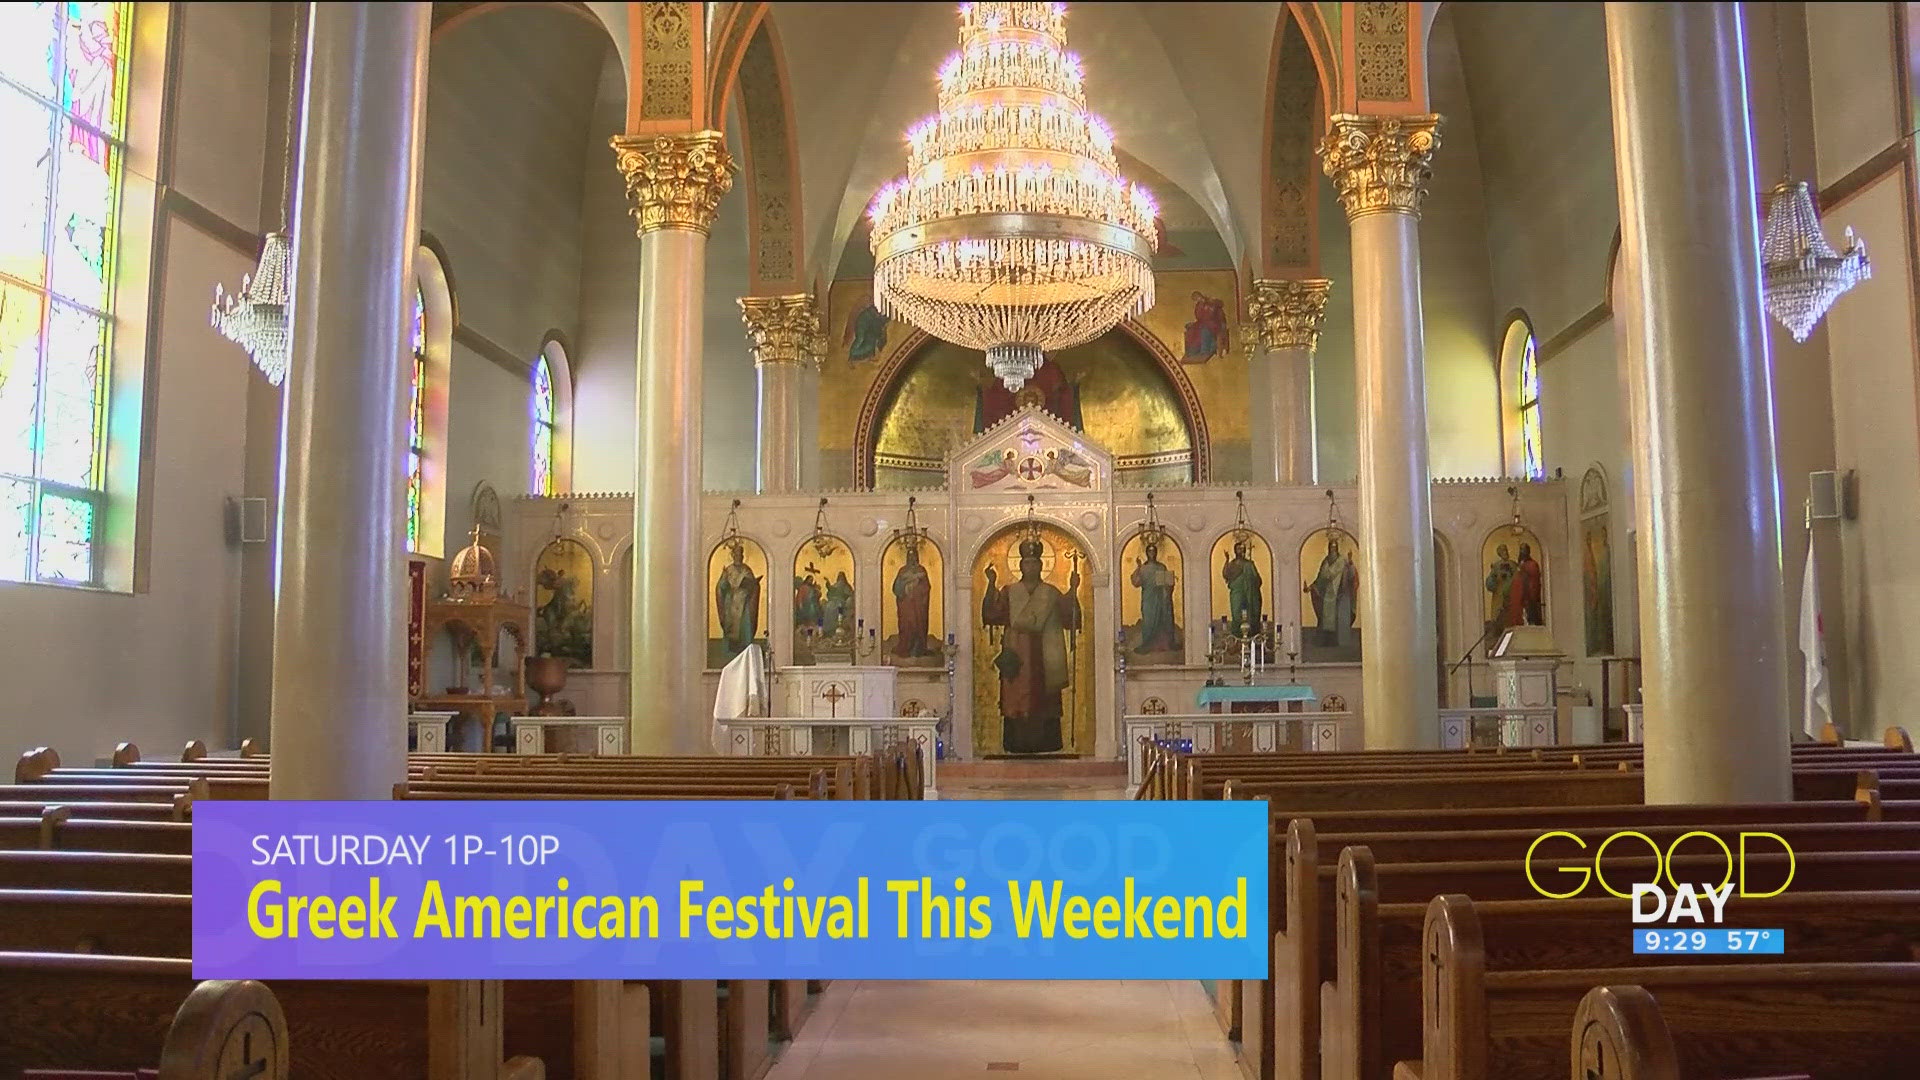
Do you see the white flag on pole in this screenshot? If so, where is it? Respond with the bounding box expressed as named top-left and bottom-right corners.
top-left (1798, 534), bottom-right (1831, 739)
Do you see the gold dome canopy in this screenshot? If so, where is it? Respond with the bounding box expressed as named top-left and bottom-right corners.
top-left (448, 525), bottom-right (499, 600)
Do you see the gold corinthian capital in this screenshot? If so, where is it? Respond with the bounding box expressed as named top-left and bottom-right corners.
top-left (609, 131), bottom-right (737, 236)
top-left (1318, 114), bottom-right (1442, 220)
top-left (1248, 279), bottom-right (1333, 353)
top-left (738, 293), bottom-right (824, 368)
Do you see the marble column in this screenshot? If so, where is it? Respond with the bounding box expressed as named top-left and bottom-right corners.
top-left (1247, 278), bottom-right (1331, 484)
top-left (1320, 114), bottom-right (1443, 750)
top-left (740, 293), bottom-right (823, 493)
top-left (1605, 3), bottom-right (1791, 803)
top-left (611, 133), bottom-right (736, 754)
top-left (268, 2), bottom-right (430, 799)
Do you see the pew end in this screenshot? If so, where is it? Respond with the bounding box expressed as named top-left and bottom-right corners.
top-left (180, 741), bottom-right (207, 762)
top-left (1887, 726), bottom-right (1914, 753)
top-left (1422, 895), bottom-right (1487, 1080)
top-left (112, 742), bottom-right (141, 767)
top-left (239, 738), bottom-right (262, 758)
top-left (158, 979), bottom-right (290, 1080)
top-left (1570, 985), bottom-right (1679, 1080)
top-left (16, 746), bottom-right (60, 783)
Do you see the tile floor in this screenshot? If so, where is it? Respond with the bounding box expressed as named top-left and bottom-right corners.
top-left (762, 776), bottom-right (1244, 1079)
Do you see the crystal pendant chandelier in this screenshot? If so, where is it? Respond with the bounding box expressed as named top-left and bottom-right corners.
top-left (213, 7), bottom-right (302, 386)
top-left (212, 232), bottom-right (293, 385)
top-left (868, 1), bottom-right (1158, 391)
top-left (1760, 180), bottom-right (1869, 343)
top-left (1757, 13), bottom-right (1868, 344)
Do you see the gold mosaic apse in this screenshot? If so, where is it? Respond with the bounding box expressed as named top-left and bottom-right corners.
top-left (872, 330), bottom-right (1195, 489)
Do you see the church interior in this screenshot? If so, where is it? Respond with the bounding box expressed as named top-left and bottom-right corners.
top-left (4, 1), bottom-right (1920, 1077)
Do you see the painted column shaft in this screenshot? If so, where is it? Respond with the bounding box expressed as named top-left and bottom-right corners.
top-left (1605, 1), bottom-right (1791, 802)
top-left (269, 2), bottom-right (430, 798)
top-left (632, 228), bottom-right (708, 753)
top-left (1351, 209), bottom-right (1438, 749)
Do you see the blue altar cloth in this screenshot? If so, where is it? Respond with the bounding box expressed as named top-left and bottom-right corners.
top-left (1196, 684), bottom-right (1318, 708)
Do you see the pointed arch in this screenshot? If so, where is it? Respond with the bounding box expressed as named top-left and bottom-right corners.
top-left (730, 15), bottom-right (805, 292)
top-left (1262, 4), bottom-right (1332, 275)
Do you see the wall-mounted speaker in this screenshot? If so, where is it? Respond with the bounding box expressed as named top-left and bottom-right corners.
top-left (1808, 470), bottom-right (1853, 521)
top-left (225, 496), bottom-right (270, 546)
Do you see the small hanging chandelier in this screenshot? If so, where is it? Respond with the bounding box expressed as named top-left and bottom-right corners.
top-left (213, 7), bottom-right (303, 386)
top-left (1760, 181), bottom-right (1869, 343)
top-left (868, 1), bottom-right (1158, 392)
top-left (810, 498), bottom-right (838, 558)
top-left (1757, 14), bottom-right (1868, 344)
top-left (1137, 491), bottom-right (1164, 549)
top-left (212, 232), bottom-right (293, 384)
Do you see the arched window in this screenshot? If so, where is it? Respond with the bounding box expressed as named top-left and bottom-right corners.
top-left (1500, 315), bottom-right (1544, 480)
top-left (530, 354), bottom-right (555, 496)
top-left (408, 243), bottom-right (454, 559)
top-left (1517, 333), bottom-right (1542, 479)
top-left (0, 4), bottom-right (135, 585)
top-left (406, 283), bottom-right (427, 551)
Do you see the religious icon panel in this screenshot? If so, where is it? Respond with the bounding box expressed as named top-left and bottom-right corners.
top-left (1120, 530), bottom-right (1184, 665)
top-left (1482, 526), bottom-right (1548, 639)
top-left (882, 533), bottom-right (945, 668)
top-left (1298, 527), bottom-right (1362, 663)
top-left (1208, 530), bottom-right (1273, 642)
top-left (1582, 514), bottom-right (1615, 656)
top-left (707, 536), bottom-right (769, 669)
top-left (793, 535), bottom-right (857, 666)
top-left (533, 538), bottom-right (594, 668)
top-left (972, 523), bottom-right (1092, 757)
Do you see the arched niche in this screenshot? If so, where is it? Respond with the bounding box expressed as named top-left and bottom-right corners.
top-left (1298, 527), bottom-right (1362, 663)
top-left (708, 536), bottom-right (769, 670)
top-left (1481, 524), bottom-right (1548, 639)
top-left (880, 533), bottom-right (944, 668)
top-left (856, 323), bottom-right (1210, 489)
top-left (1119, 529), bottom-right (1185, 665)
top-left (532, 538), bottom-right (594, 668)
top-left (792, 534), bottom-right (857, 665)
top-left (1209, 529), bottom-right (1274, 640)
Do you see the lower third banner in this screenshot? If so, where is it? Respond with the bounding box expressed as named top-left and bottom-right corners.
top-left (191, 799), bottom-right (1268, 981)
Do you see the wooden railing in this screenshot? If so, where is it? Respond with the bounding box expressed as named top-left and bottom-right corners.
top-left (1122, 711), bottom-right (1357, 787)
top-left (1437, 705), bottom-right (1558, 749)
top-left (717, 716), bottom-right (940, 797)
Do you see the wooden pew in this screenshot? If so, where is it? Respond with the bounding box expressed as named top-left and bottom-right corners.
top-left (0, 811), bottom-right (193, 854)
top-left (0, 953), bottom-right (539, 1080)
top-left (1249, 793), bottom-right (1897, 1080)
top-left (1403, 897), bottom-right (1920, 1080)
top-left (0, 964), bottom-right (289, 1080)
top-left (1325, 856), bottom-right (1920, 1080)
top-left (1569, 983), bottom-right (1851, 1080)
top-left (0, 850), bottom-right (191, 892)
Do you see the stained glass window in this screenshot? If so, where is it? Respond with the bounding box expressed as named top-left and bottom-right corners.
top-left (406, 284), bottom-right (425, 553)
top-left (0, 3), bottom-right (132, 586)
top-left (1518, 332), bottom-right (1543, 480)
top-left (531, 355), bottom-right (554, 496)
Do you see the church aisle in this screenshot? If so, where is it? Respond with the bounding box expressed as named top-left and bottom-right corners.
top-left (764, 772), bottom-right (1241, 1079)
top-left (765, 977), bottom-right (1241, 1080)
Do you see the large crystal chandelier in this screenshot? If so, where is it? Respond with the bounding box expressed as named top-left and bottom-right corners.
top-left (868, 1), bottom-right (1157, 391)
top-left (1760, 180), bottom-right (1869, 343)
